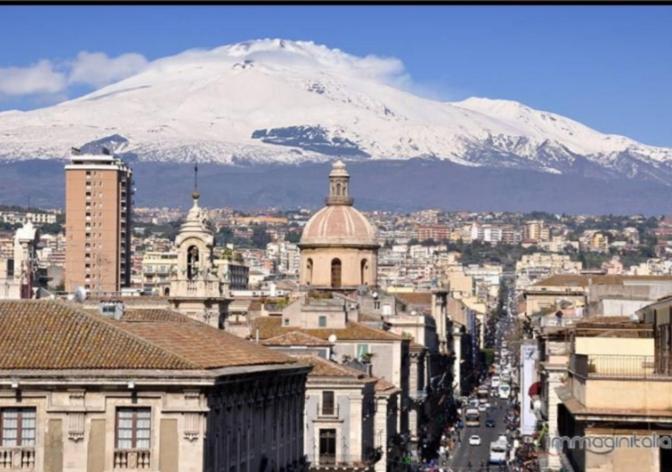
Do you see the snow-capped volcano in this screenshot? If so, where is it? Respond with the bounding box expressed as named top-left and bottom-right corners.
top-left (1, 38), bottom-right (671, 183)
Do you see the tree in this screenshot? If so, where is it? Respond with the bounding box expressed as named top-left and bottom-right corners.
top-left (251, 225), bottom-right (272, 249)
top-left (286, 231), bottom-right (301, 244)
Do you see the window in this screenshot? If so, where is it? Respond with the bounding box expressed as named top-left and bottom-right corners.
top-left (360, 259), bottom-right (368, 285)
top-left (322, 391), bottom-right (335, 416)
top-left (319, 429), bottom-right (336, 464)
top-left (116, 408), bottom-right (151, 450)
top-left (0, 408), bottom-right (36, 447)
top-left (318, 316), bottom-right (327, 328)
top-left (330, 258), bottom-right (341, 288)
top-left (356, 344), bottom-right (369, 361)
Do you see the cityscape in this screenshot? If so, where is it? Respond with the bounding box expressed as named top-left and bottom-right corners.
top-left (1, 4), bottom-right (671, 472)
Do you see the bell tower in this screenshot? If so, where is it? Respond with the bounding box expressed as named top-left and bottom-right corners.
top-left (168, 165), bottom-right (229, 327)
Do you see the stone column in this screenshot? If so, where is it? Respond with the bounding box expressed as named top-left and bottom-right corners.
top-left (374, 396), bottom-right (389, 472)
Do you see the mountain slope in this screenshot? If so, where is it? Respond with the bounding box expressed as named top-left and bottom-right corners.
top-left (0, 38), bottom-right (671, 184)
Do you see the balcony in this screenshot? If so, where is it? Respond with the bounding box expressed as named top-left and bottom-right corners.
top-left (569, 354), bottom-right (656, 379)
top-left (113, 449), bottom-right (151, 469)
top-left (0, 447), bottom-right (35, 470)
top-left (568, 353), bottom-right (672, 411)
top-left (317, 403), bottom-right (340, 419)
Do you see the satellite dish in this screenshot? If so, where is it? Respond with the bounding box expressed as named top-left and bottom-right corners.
top-left (328, 334), bottom-right (337, 343)
top-left (74, 286), bottom-right (88, 303)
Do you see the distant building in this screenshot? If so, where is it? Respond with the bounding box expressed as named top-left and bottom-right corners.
top-left (0, 222), bottom-right (40, 299)
top-left (65, 150), bottom-right (133, 293)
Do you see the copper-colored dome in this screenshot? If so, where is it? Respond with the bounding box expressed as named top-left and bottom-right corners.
top-left (300, 205), bottom-right (377, 247)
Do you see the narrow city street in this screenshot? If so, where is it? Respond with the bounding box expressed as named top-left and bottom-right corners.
top-left (448, 398), bottom-right (510, 471)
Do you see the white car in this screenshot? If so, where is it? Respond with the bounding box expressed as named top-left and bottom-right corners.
top-left (478, 404), bottom-right (487, 412)
top-left (491, 376), bottom-right (501, 388)
top-left (469, 435), bottom-right (482, 446)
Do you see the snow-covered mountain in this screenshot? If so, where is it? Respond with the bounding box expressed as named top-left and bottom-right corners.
top-left (1, 38), bottom-right (671, 184)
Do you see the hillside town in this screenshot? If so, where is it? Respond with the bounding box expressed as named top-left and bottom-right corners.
top-left (0, 150), bottom-right (671, 472)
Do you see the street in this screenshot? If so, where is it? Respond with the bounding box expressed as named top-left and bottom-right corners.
top-left (447, 397), bottom-right (510, 471)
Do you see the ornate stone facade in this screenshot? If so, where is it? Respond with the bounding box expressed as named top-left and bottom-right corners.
top-left (168, 192), bottom-right (229, 327)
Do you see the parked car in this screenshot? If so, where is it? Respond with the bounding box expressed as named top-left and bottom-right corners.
top-left (485, 418), bottom-right (496, 428)
top-left (469, 434), bottom-right (482, 446)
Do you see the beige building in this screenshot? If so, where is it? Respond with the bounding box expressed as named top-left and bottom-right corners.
top-left (0, 222), bottom-right (39, 299)
top-left (0, 300), bottom-right (309, 472)
top-left (556, 316), bottom-right (670, 472)
top-left (262, 333), bottom-right (400, 472)
top-left (65, 150), bottom-right (132, 293)
top-left (299, 161), bottom-right (379, 289)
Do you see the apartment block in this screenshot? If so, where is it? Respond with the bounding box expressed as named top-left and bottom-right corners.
top-left (65, 150), bottom-right (132, 293)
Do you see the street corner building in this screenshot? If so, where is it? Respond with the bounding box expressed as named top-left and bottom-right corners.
top-left (0, 300), bottom-right (310, 472)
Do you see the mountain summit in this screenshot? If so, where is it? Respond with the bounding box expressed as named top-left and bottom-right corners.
top-left (1, 38), bottom-right (671, 184)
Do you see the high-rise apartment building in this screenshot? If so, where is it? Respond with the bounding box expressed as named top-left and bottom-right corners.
top-left (65, 150), bottom-right (132, 293)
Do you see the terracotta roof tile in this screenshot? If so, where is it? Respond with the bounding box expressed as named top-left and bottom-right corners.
top-left (0, 301), bottom-right (192, 370)
top-left (395, 292), bottom-right (432, 307)
top-left (262, 331), bottom-right (333, 347)
top-left (292, 355), bottom-right (369, 380)
top-left (121, 309), bottom-right (191, 323)
top-left (252, 317), bottom-right (403, 342)
top-left (374, 378), bottom-right (399, 393)
top-left (0, 301), bottom-right (294, 370)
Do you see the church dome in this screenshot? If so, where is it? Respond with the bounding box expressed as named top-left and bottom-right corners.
top-left (300, 205), bottom-right (377, 247)
top-left (299, 160), bottom-right (378, 248)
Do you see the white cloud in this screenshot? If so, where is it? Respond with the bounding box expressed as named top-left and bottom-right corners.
top-left (68, 51), bottom-right (148, 87)
top-left (0, 60), bottom-right (67, 96)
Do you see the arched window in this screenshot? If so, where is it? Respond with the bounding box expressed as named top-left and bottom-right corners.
top-left (331, 258), bottom-right (342, 288)
top-left (306, 258), bottom-right (313, 285)
top-left (335, 182), bottom-right (342, 196)
top-left (163, 287), bottom-right (170, 296)
top-left (187, 245), bottom-right (199, 281)
top-left (360, 259), bottom-right (368, 285)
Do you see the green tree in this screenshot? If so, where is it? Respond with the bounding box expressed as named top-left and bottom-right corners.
top-left (251, 225), bottom-right (272, 249)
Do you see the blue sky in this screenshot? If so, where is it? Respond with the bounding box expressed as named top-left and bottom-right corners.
top-left (0, 5), bottom-right (671, 146)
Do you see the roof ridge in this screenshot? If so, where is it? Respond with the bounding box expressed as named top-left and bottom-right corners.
top-left (61, 301), bottom-right (199, 369)
top-left (296, 354), bottom-right (367, 379)
top-left (349, 321), bottom-right (402, 339)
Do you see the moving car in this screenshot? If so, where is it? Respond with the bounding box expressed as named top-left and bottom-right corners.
top-left (498, 383), bottom-right (511, 399)
top-left (485, 418), bottom-right (496, 428)
top-left (489, 438), bottom-right (507, 464)
top-left (478, 403), bottom-right (487, 412)
top-left (469, 434), bottom-right (482, 446)
top-left (491, 376), bottom-right (501, 388)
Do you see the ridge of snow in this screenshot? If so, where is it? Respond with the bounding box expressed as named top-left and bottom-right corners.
top-left (0, 38), bottom-right (670, 179)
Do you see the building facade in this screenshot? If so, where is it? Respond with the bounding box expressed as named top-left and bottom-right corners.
top-left (65, 150), bottom-right (132, 293)
top-left (0, 300), bottom-right (309, 472)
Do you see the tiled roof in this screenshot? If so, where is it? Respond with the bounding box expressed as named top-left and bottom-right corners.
top-left (121, 309), bottom-right (190, 323)
top-left (119, 321), bottom-right (293, 369)
top-left (292, 355), bottom-right (369, 380)
top-left (533, 274), bottom-right (672, 288)
top-left (252, 316), bottom-right (404, 342)
top-left (374, 378), bottom-right (399, 393)
top-left (262, 331), bottom-right (333, 347)
top-left (395, 292), bottom-right (432, 307)
top-left (0, 301), bottom-right (293, 370)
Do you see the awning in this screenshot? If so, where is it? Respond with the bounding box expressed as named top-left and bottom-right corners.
top-left (528, 381), bottom-right (541, 397)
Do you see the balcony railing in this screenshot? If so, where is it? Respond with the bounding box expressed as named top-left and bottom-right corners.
top-left (317, 403), bottom-right (340, 419)
top-left (570, 354), bottom-right (661, 379)
top-left (113, 449), bottom-right (151, 469)
top-left (0, 447), bottom-right (35, 470)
